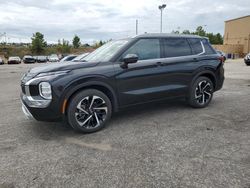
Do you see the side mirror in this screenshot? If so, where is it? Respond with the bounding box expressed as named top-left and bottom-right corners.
top-left (123, 54), bottom-right (138, 64)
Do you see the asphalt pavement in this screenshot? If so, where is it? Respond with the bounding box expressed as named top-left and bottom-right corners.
top-left (0, 60), bottom-right (250, 188)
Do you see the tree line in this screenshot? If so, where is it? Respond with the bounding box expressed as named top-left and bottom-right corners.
top-left (30, 32), bottom-right (106, 54)
top-left (172, 26), bottom-right (223, 45)
top-left (29, 27), bottom-right (224, 54)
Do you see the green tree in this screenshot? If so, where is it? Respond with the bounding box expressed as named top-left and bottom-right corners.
top-left (180, 26), bottom-right (223, 45)
top-left (215, 33), bottom-right (223, 44)
top-left (195, 26), bottom-right (206, 36)
top-left (171, 30), bottom-right (180, 34)
top-left (30, 32), bottom-right (47, 54)
top-left (57, 39), bottom-right (71, 53)
top-left (182, 30), bottom-right (191, 34)
top-left (99, 40), bottom-right (104, 46)
top-left (72, 35), bottom-right (81, 48)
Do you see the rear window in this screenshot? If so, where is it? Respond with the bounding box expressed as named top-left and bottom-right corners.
top-left (202, 39), bottom-right (216, 55)
top-left (188, 38), bottom-right (203, 54)
top-left (163, 38), bottom-right (192, 58)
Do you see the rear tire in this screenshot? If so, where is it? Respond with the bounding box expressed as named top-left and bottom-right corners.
top-left (67, 89), bottom-right (112, 133)
top-left (188, 76), bottom-right (214, 108)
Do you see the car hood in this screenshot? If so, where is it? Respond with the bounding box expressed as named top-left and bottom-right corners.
top-left (29, 61), bottom-right (99, 75)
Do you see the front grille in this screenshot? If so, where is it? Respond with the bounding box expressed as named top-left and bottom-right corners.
top-left (29, 85), bottom-right (39, 96)
top-left (21, 84), bottom-right (26, 94)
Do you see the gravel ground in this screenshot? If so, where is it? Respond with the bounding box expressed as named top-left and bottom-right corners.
top-left (0, 60), bottom-right (250, 188)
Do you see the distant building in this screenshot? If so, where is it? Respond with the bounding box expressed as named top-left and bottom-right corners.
top-left (213, 15), bottom-right (250, 57)
top-left (224, 15), bottom-right (250, 55)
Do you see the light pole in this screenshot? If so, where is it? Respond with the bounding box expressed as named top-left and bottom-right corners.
top-left (136, 19), bottom-right (138, 35)
top-left (159, 4), bottom-right (166, 33)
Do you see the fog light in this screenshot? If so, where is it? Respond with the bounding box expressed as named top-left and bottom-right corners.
top-left (39, 82), bottom-right (52, 99)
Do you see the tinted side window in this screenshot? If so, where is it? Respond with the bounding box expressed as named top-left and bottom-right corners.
top-left (164, 38), bottom-right (192, 57)
top-left (202, 39), bottom-right (216, 55)
top-left (188, 38), bottom-right (203, 54)
top-left (122, 39), bottom-right (160, 60)
top-left (67, 56), bottom-right (76, 61)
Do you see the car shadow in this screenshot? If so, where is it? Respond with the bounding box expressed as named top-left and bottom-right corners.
top-left (29, 98), bottom-right (188, 138)
top-left (112, 98), bottom-right (187, 118)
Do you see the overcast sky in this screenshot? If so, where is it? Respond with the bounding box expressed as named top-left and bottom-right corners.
top-left (0, 0), bottom-right (249, 44)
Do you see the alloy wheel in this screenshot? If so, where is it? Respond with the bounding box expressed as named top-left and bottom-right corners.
top-left (75, 95), bottom-right (108, 129)
top-left (195, 80), bottom-right (213, 105)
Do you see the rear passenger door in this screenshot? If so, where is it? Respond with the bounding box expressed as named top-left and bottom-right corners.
top-left (157, 37), bottom-right (200, 97)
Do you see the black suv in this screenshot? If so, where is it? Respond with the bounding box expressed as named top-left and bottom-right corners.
top-left (21, 34), bottom-right (224, 133)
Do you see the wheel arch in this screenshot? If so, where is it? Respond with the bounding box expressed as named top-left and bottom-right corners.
top-left (191, 70), bottom-right (217, 89)
top-left (61, 81), bottom-right (119, 116)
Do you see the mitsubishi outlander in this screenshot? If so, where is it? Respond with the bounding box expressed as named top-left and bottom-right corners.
top-left (21, 34), bottom-right (224, 133)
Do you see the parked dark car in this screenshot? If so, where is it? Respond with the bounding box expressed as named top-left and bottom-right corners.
top-left (23, 55), bottom-right (35, 64)
top-left (0, 57), bottom-right (4, 65)
top-left (60, 55), bottom-right (77, 62)
top-left (21, 34), bottom-right (224, 133)
top-left (8, 56), bottom-right (21, 64)
top-left (36, 56), bottom-right (47, 63)
top-left (244, 53), bottom-right (250, 66)
top-left (216, 50), bottom-right (226, 62)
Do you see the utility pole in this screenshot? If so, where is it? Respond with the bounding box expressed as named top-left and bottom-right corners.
top-left (158, 4), bottom-right (166, 33)
top-left (136, 19), bottom-right (138, 35)
top-left (4, 32), bottom-right (6, 44)
top-left (248, 34), bottom-right (250, 53)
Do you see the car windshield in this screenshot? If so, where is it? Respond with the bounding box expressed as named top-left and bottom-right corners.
top-left (72, 53), bottom-right (89, 61)
top-left (9, 57), bottom-right (20, 60)
top-left (38, 56), bottom-right (46, 59)
top-left (84, 40), bottom-right (128, 62)
top-left (60, 56), bottom-right (69, 62)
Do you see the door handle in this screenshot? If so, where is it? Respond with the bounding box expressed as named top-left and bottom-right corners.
top-left (193, 58), bottom-right (198, 62)
top-left (156, 62), bottom-right (163, 66)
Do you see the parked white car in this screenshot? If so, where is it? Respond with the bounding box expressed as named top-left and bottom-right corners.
top-left (48, 54), bottom-right (59, 62)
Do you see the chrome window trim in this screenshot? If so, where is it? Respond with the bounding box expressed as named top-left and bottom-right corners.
top-left (198, 40), bottom-right (205, 55)
top-left (120, 39), bottom-right (206, 63)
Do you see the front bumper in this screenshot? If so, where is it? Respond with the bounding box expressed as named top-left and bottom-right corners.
top-left (244, 59), bottom-right (250, 64)
top-left (21, 93), bottom-right (62, 122)
top-left (8, 61), bottom-right (20, 64)
top-left (21, 101), bottom-right (34, 119)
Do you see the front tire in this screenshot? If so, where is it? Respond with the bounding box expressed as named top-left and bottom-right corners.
top-left (188, 76), bottom-right (214, 108)
top-left (67, 89), bottom-right (112, 133)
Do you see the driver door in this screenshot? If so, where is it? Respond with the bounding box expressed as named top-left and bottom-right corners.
top-left (113, 38), bottom-right (165, 107)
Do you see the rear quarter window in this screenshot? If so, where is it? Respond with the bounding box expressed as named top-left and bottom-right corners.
top-left (202, 39), bottom-right (216, 55)
top-left (188, 38), bottom-right (203, 54)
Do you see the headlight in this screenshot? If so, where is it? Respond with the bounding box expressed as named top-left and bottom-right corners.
top-left (39, 82), bottom-right (52, 99)
top-left (22, 70), bottom-right (69, 108)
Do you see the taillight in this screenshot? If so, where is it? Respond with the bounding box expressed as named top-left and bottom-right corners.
top-left (218, 56), bottom-right (224, 63)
